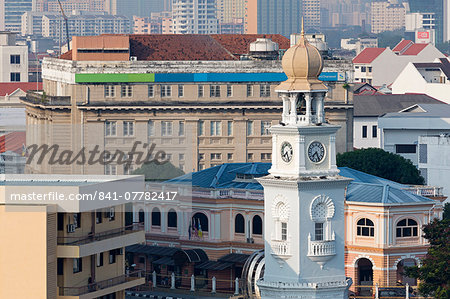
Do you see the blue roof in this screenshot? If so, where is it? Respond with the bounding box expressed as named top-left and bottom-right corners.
top-left (167, 163), bottom-right (434, 205)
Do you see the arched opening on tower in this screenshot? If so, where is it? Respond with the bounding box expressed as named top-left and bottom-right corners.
top-left (357, 258), bottom-right (373, 296)
top-left (138, 209), bottom-right (145, 223)
top-left (396, 259), bottom-right (417, 286)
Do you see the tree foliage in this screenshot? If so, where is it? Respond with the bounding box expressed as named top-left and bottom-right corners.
top-left (336, 148), bottom-right (424, 185)
top-left (132, 161), bottom-right (185, 181)
top-left (377, 29), bottom-right (405, 48)
top-left (404, 203), bottom-right (450, 298)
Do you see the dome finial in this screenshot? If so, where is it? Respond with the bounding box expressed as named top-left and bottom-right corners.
top-left (301, 16), bottom-right (305, 38)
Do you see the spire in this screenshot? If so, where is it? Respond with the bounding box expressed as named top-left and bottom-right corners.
top-left (297, 17), bottom-right (306, 46)
top-left (301, 17), bottom-right (305, 38)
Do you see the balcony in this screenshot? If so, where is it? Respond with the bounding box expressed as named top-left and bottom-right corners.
top-left (271, 240), bottom-right (291, 259)
top-left (24, 90), bottom-right (71, 106)
top-left (307, 234), bottom-right (336, 268)
top-left (58, 270), bottom-right (145, 299)
top-left (57, 224), bottom-right (145, 258)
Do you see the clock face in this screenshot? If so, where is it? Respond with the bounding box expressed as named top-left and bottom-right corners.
top-left (281, 142), bottom-right (293, 163)
top-left (308, 141), bottom-right (325, 163)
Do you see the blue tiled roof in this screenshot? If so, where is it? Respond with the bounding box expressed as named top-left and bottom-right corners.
top-left (167, 163), bottom-right (433, 204)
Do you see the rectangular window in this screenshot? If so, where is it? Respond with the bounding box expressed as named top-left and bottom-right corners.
top-left (178, 84), bottom-right (184, 97)
top-left (73, 258), bottom-right (82, 273)
top-left (161, 121), bottom-right (173, 136)
top-left (372, 125), bottom-right (377, 138)
top-left (121, 85), bottom-right (132, 97)
top-left (281, 222), bottom-right (287, 241)
top-left (211, 153), bottom-right (221, 160)
top-left (123, 121), bottom-right (134, 136)
top-left (368, 67), bottom-right (372, 73)
top-left (148, 121), bottom-right (155, 136)
top-left (261, 121), bottom-right (271, 135)
top-left (10, 54), bottom-right (20, 64)
top-left (105, 121), bottom-right (117, 136)
top-left (260, 84), bottom-right (270, 97)
top-left (395, 144), bottom-right (417, 154)
top-left (73, 213), bottom-right (81, 228)
top-left (247, 153), bottom-right (254, 160)
top-left (315, 223), bottom-right (324, 241)
top-left (104, 85), bottom-right (115, 97)
top-left (226, 85), bottom-right (233, 97)
top-left (247, 121), bottom-right (253, 136)
top-left (227, 121), bottom-right (233, 136)
top-left (261, 153), bottom-right (271, 160)
top-left (96, 211), bottom-right (102, 224)
top-left (198, 153), bottom-right (205, 160)
top-left (10, 72), bottom-right (20, 82)
top-left (246, 84), bottom-right (253, 97)
top-left (109, 250), bottom-right (116, 264)
top-left (210, 121), bottom-right (221, 136)
top-left (419, 144), bottom-right (428, 164)
top-left (105, 164), bottom-right (117, 175)
top-left (57, 258), bottom-right (64, 275)
top-left (96, 253), bottom-right (103, 267)
top-left (178, 121), bottom-right (185, 136)
top-left (123, 164), bottom-right (134, 175)
top-left (198, 163), bottom-right (205, 170)
top-left (362, 125), bottom-right (367, 138)
top-left (228, 153), bottom-right (233, 160)
top-left (161, 85), bottom-right (172, 97)
top-left (148, 85), bottom-right (154, 97)
top-left (210, 85), bottom-right (220, 97)
top-left (179, 153), bottom-right (185, 161)
top-left (361, 66), bottom-right (367, 72)
top-left (198, 120), bottom-right (204, 136)
top-left (198, 85), bottom-right (204, 97)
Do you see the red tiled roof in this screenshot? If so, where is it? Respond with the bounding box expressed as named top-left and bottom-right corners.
top-left (0, 82), bottom-right (43, 96)
top-left (210, 34), bottom-right (290, 55)
top-left (352, 48), bottom-right (386, 64)
top-left (129, 34), bottom-right (237, 61)
top-left (0, 131), bottom-right (26, 153)
top-left (60, 50), bottom-right (72, 60)
top-left (402, 43), bottom-right (428, 55)
top-left (393, 39), bottom-right (413, 52)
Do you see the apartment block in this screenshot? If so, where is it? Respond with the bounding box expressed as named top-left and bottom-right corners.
top-left (172, 0), bottom-right (218, 34)
top-left (217, 0), bottom-right (246, 24)
top-left (0, 32), bottom-right (28, 83)
top-left (0, 174), bottom-right (146, 298)
top-left (0, 0), bottom-right (35, 32)
top-left (370, 0), bottom-right (406, 34)
top-left (303, 0), bottom-right (321, 30)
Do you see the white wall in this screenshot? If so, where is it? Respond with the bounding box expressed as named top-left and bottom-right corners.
top-left (354, 117), bottom-right (380, 149)
top-left (0, 44), bottom-right (28, 82)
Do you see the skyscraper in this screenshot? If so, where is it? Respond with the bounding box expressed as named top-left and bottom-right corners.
top-left (303, 0), bottom-right (321, 30)
top-left (0, 0), bottom-right (35, 32)
top-left (245, 0), bottom-right (302, 36)
top-left (172, 0), bottom-right (218, 34)
top-left (217, 0), bottom-right (246, 23)
top-left (407, 0), bottom-right (445, 43)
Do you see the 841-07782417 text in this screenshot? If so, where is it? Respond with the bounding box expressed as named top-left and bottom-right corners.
top-left (96, 191), bottom-right (178, 201)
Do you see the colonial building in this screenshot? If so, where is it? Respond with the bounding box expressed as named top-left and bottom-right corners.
top-left (0, 174), bottom-right (146, 298)
top-left (23, 34), bottom-right (353, 176)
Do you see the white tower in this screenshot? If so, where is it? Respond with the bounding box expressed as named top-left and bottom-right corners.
top-left (256, 24), bottom-right (352, 298)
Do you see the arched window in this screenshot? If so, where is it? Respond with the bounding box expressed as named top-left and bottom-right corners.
top-left (357, 218), bottom-right (374, 237)
top-left (168, 209), bottom-right (177, 228)
top-left (252, 215), bottom-right (262, 235)
top-left (192, 212), bottom-right (208, 232)
top-left (235, 214), bottom-right (245, 233)
top-left (151, 207), bottom-right (161, 226)
top-left (138, 209), bottom-right (145, 223)
top-left (396, 219), bottom-right (418, 237)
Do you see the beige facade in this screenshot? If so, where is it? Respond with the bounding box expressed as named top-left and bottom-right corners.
top-left (0, 175), bottom-right (146, 298)
top-left (217, 0), bottom-right (246, 24)
top-left (371, 1), bottom-right (406, 34)
top-left (23, 58), bottom-right (353, 176)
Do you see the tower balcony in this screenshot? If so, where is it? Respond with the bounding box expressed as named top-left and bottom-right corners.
top-left (307, 233), bottom-right (336, 268)
top-left (271, 239), bottom-right (291, 259)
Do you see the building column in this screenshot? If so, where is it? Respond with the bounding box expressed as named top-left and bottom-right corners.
top-left (289, 94), bottom-right (297, 124)
top-left (305, 93), bottom-right (312, 124)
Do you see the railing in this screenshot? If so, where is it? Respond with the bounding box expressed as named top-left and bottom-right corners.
top-left (59, 270), bottom-right (143, 296)
top-left (350, 283), bottom-right (428, 299)
top-left (25, 90), bottom-right (71, 106)
top-left (57, 223), bottom-right (143, 246)
top-left (404, 185), bottom-right (444, 197)
top-left (271, 240), bottom-right (290, 256)
top-left (308, 239), bottom-right (336, 257)
top-left (190, 188), bottom-right (264, 200)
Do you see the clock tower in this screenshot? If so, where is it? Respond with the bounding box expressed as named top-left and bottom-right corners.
top-left (256, 24), bottom-right (352, 298)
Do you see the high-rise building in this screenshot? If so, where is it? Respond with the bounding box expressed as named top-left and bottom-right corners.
top-left (217, 0), bottom-right (246, 24)
top-left (303, 0), bottom-right (321, 30)
top-left (245, 0), bottom-right (302, 36)
top-left (105, 0), bottom-right (166, 18)
top-left (0, 32), bottom-right (28, 82)
top-left (0, 0), bottom-right (35, 32)
top-left (407, 0), bottom-right (446, 43)
top-left (370, 0), bottom-right (406, 34)
top-left (172, 0), bottom-right (218, 34)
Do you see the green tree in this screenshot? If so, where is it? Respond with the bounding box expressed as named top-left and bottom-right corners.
top-left (377, 29), bottom-right (405, 48)
top-left (336, 148), bottom-right (424, 184)
top-left (132, 160), bottom-right (185, 181)
top-left (404, 203), bottom-right (450, 298)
